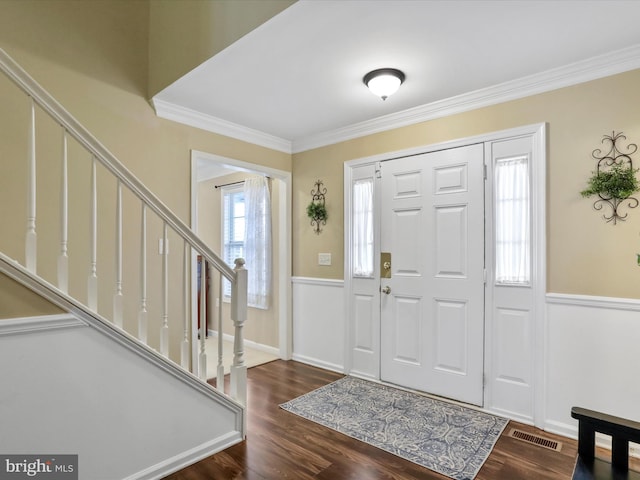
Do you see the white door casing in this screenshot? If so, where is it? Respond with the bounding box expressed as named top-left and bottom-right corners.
top-left (190, 150), bottom-right (293, 368)
top-left (344, 123), bottom-right (545, 424)
top-left (379, 144), bottom-right (485, 406)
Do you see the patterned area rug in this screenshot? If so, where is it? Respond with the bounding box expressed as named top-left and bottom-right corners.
top-left (280, 376), bottom-right (508, 480)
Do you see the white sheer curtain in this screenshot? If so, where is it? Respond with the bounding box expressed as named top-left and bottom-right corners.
top-left (243, 176), bottom-right (272, 309)
top-left (495, 156), bottom-right (530, 284)
top-left (352, 178), bottom-right (374, 277)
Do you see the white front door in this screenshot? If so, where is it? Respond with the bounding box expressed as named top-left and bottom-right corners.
top-left (380, 144), bottom-right (485, 405)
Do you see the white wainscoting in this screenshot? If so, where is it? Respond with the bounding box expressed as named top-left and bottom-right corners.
top-left (292, 278), bottom-right (640, 448)
top-left (292, 277), bottom-right (345, 373)
top-left (545, 293), bottom-right (640, 443)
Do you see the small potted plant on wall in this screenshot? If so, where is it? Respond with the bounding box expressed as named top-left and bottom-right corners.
top-left (307, 200), bottom-right (328, 234)
top-left (581, 131), bottom-right (640, 224)
top-left (580, 162), bottom-right (640, 201)
top-left (580, 162), bottom-right (639, 224)
top-left (307, 179), bottom-right (328, 234)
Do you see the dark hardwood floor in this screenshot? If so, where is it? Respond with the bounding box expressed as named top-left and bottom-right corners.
top-left (164, 360), bottom-right (579, 480)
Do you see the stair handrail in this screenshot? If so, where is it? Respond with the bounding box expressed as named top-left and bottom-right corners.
top-left (0, 250), bottom-right (244, 410)
top-left (0, 47), bottom-right (249, 408)
top-left (0, 47), bottom-right (234, 282)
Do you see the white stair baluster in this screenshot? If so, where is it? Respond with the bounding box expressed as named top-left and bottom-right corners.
top-left (181, 240), bottom-right (190, 369)
top-left (113, 179), bottom-right (123, 328)
top-left (138, 204), bottom-right (148, 343)
top-left (57, 128), bottom-right (68, 293)
top-left (198, 256), bottom-right (207, 380)
top-left (87, 156), bottom-right (98, 311)
top-left (160, 222), bottom-right (169, 357)
top-left (230, 258), bottom-right (248, 407)
top-left (216, 271), bottom-right (224, 391)
top-left (25, 98), bottom-right (36, 273)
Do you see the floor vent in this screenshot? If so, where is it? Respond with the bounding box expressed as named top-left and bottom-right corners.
top-left (508, 428), bottom-right (563, 452)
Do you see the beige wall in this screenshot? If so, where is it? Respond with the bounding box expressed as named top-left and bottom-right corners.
top-left (0, 274), bottom-right (63, 319)
top-left (148, 0), bottom-right (295, 97)
top-left (197, 173), bottom-right (280, 348)
top-left (2, 0), bottom-right (640, 338)
top-left (0, 0), bottom-right (290, 361)
top-left (293, 70), bottom-right (640, 298)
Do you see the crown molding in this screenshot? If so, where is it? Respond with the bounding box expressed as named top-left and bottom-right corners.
top-left (152, 45), bottom-right (640, 155)
top-left (291, 44), bottom-right (640, 153)
top-left (152, 98), bottom-right (293, 154)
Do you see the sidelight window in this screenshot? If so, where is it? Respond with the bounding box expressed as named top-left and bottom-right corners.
top-left (352, 178), bottom-right (374, 277)
top-left (494, 155), bottom-right (530, 285)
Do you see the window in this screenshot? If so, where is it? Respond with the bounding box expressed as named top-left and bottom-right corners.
top-left (221, 177), bottom-right (272, 309)
top-left (243, 176), bottom-right (271, 309)
top-left (222, 186), bottom-right (245, 297)
top-left (494, 155), bottom-right (530, 285)
top-left (352, 178), bottom-right (374, 277)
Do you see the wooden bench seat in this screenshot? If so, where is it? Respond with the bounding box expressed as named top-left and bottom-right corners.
top-left (572, 407), bottom-right (640, 480)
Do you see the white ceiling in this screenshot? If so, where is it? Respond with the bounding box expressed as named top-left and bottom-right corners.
top-left (154, 0), bottom-right (640, 154)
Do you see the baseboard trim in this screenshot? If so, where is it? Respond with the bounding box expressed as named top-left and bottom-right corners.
top-left (543, 419), bottom-right (640, 458)
top-left (544, 419), bottom-right (577, 439)
top-left (0, 313), bottom-right (85, 336)
top-left (125, 430), bottom-right (243, 480)
top-left (207, 330), bottom-right (280, 357)
top-left (292, 353), bottom-right (344, 374)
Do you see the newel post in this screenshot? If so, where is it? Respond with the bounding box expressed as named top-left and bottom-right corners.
top-left (230, 258), bottom-right (248, 407)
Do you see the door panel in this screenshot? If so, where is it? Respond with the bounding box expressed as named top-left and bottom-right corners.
top-left (380, 144), bottom-right (485, 406)
top-left (435, 204), bottom-right (468, 277)
top-left (392, 208), bottom-right (423, 276)
top-left (354, 294), bottom-right (375, 351)
top-left (393, 295), bottom-right (422, 364)
top-left (434, 298), bottom-right (468, 374)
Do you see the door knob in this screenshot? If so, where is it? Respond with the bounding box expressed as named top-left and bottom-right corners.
top-left (381, 286), bottom-right (391, 295)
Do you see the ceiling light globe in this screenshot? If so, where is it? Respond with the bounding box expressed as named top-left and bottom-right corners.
top-left (363, 68), bottom-right (405, 101)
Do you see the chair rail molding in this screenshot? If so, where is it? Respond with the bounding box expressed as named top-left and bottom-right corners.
top-left (546, 292), bottom-right (640, 311)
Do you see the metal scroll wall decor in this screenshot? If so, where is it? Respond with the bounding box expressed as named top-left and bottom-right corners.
top-left (307, 179), bottom-right (327, 234)
top-left (581, 131), bottom-right (639, 224)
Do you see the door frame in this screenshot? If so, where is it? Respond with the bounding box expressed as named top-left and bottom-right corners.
top-left (190, 150), bottom-right (293, 371)
top-left (344, 123), bottom-right (546, 426)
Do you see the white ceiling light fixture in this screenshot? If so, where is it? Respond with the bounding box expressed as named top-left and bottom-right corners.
top-left (363, 68), bottom-right (405, 100)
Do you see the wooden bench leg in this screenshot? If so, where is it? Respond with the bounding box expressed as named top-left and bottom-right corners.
top-left (611, 437), bottom-right (629, 471)
top-left (577, 422), bottom-right (595, 460)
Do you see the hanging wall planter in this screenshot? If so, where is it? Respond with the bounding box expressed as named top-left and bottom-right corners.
top-left (580, 131), bottom-right (639, 224)
top-left (307, 179), bottom-right (327, 234)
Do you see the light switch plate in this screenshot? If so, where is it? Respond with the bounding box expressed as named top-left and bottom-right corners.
top-left (318, 253), bottom-right (332, 266)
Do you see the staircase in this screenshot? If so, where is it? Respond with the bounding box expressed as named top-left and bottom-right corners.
top-left (0, 48), bottom-right (249, 479)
